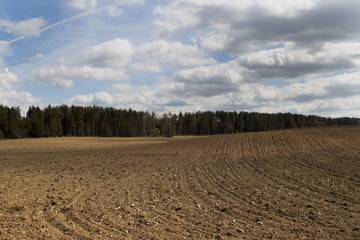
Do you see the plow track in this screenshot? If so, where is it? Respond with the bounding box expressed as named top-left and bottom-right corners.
top-left (0, 126), bottom-right (359, 239)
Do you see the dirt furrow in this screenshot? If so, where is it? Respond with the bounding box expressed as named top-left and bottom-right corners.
top-left (0, 127), bottom-right (359, 239)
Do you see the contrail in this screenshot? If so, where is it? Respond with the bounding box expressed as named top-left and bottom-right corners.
top-left (8, 5), bottom-right (110, 44)
top-left (8, 36), bottom-right (25, 44)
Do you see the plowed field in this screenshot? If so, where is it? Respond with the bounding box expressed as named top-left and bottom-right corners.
top-left (0, 126), bottom-right (359, 239)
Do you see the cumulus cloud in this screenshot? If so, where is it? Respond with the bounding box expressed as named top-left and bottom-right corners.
top-left (254, 72), bottom-right (360, 102)
top-left (67, 91), bottom-right (114, 105)
top-left (33, 38), bottom-right (217, 88)
top-left (0, 69), bottom-right (19, 89)
top-left (29, 53), bottom-right (46, 62)
top-left (34, 65), bottom-right (128, 88)
top-left (155, 0), bottom-right (319, 31)
top-left (205, 71), bottom-right (360, 117)
top-left (81, 38), bottom-right (134, 68)
top-left (33, 38), bottom-right (133, 88)
top-left (106, 5), bottom-right (123, 17)
top-left (169, 60), bottom-right (250, 97)
top-left (68, 0), bottom-right (145, 13)
top-left (239, 42), bottom-right (360, 80)
top-left (68, 0), bottom-right (97, 10)
top-left (63, 69), bottom-right (360, 117)
top-left (66, 83), bottom-right (157, 110)
top-left (65, 80), bottom-right (193, 112)
top-left (111, 0), bottom-right (145, 5)
top-left (112, 83), bottom-right (159, 109)
top-left (130, 62), bottom-right (161, 73)
top-left (165, 40), bottom-right (360, 99)
top-left (0, 90), bottom-right (41, 111)
top-left (159, 66), bottom-right (360, 116)
top-left (253, 95), bottom-right (360, 118)
top-left (0, 59), bottom-right (19, 89)
top-left (155, 0), bottom-right (360, 53)
top-left (0, 17), bottom-right (47, 37)
top-left (0, 41), bottom-right (11, 55)
top-left (138, 40), bottom-right (216, 68)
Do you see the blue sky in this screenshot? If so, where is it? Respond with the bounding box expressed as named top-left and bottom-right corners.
top-left (1, 0), bottom-right (360, 117)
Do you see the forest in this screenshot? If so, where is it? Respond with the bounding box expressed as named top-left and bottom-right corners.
top-left (0, 105), bottom-right (359, 139)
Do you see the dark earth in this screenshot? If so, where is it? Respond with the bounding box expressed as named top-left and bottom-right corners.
top-left (0, 126), bottom-right (359, 239)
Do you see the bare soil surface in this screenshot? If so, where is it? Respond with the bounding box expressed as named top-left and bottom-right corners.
top-left (0, 126), bottom-right (359, 239)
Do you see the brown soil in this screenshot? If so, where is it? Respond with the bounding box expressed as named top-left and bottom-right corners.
top-left (0, 126), bottom-right (359, 239)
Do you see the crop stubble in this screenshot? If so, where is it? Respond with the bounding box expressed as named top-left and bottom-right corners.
top-left (0, 126), bottom-right (359, 239)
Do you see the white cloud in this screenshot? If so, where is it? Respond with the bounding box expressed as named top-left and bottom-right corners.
top-left (65, 81), bottom-right (194, 113)
top-left (68, 0), bottom-right (145, 13)
top-left (252, 0), bottom-right (319, 17)
top-left (29, 53), bottom-right (46, 61)
top-left (0, 59), bottom-right (19, 89)
top-left (130, 62), bottom-right (161, 73)
top-left (138, 40), bottom-right (216, 67)
top-left (170, 60), bottom-right (249, 97)
top-left (253, 95), bottom-right (360, 118)
top-left (62, 68), bottom-right (360, 117)
top-left (200, 31), bottom-right (233, 52)
top-left (112, 83), bottom-right (159, 107)
top-left (111, 0), bottom-right (145, 6)
top-left (155, 0), bottom-right (319, 33)
top-left (242, 42), bottom-right (360, 67)
top-left (33, 38), bottom-right (216, 88)
top-left (255, 72), bottom-right (360, 102)
top-left (0, 69), bottom-right (19, 89)
top-left (239, 41), bottom-right (360, 80)
top-left (0, 41), bottom-right (11, 55)
top-left (68, 0), bottom-right (97, 10)
top-left (162, 40), bottom-right (360, 101)
top-left (161, 67), bottom-right (360, 116)
top-left (34, 66), bottom-right (74, 88)
top-left (0, 17), bottom-right (47, 37)
top-left (67, 91), bottom-right (114, 105)
top-left (204, 71), bottom-right (360, 117)
top-left (106, 5), bottom-right (123, 17)
top-left (81, 38), bottom-right (134, 68)
top-left (33, 38), bottom-right (133, 88)
top-left (34, 65), bottom-right (128, 88)
top-left (65, 82), bottom-right (171, 111)
top-left (0, 89), bottom-right (41, 111)
top-left (155, 0), bottom-right (360, 54)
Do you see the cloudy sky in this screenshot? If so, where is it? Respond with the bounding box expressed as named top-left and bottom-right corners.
top-left (1, 0), bottom-right (360, 117)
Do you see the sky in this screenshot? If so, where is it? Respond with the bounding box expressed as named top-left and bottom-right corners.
top-left (1, 0), bottom-right (360, 117)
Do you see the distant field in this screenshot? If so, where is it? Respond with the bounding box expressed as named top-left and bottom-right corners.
top-left (0, 126), bottom-right (359, 239)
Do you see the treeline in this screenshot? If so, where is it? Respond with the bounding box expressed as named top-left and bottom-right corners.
top-left (0, 105), bottom-right (359, 139)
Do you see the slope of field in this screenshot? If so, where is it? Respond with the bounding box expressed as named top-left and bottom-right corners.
top-left (0, 126), bottom-right (359, 239)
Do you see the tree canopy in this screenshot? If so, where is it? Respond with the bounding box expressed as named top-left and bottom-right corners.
top-left (0, 105), bottom-right (359, 139)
